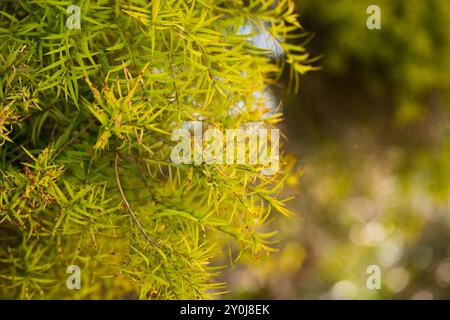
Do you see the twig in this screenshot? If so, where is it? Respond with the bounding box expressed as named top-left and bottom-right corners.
top-left (114, 152), bottom-right (158, 248)
top-left (115, 152), bottom-right (179, 299)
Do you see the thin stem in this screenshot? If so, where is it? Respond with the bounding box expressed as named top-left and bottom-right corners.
top-left (114, 152), bottom-right (158, 248)
top-left (115, 152), bottom-right (179, 299)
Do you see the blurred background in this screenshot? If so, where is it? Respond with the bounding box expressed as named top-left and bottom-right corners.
top-left (222, 0), bottom-right (450, 299)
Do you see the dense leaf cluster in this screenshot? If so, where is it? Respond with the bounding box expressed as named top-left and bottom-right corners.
top-left (0, 0), bottom-right (312, 299)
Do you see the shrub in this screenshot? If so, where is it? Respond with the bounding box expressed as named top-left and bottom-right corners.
top-left (0, 0), bottom-right (312, 299)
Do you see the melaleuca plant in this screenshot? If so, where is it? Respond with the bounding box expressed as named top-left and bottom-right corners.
top-left (0, 0), bottom-right (313, 299)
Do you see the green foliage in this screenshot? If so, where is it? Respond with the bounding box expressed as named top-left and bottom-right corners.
top-left (0, 0), bottom-right (312, 299)
top-left (298, 0), bottom-right (450, 122)
top-left (223, 1), bottom-right (450, 300)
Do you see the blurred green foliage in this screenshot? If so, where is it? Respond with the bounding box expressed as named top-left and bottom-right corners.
top-left (298, 0), bottom-right (450, 123)
top-left (224, 0), bottom-right (450, 300)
